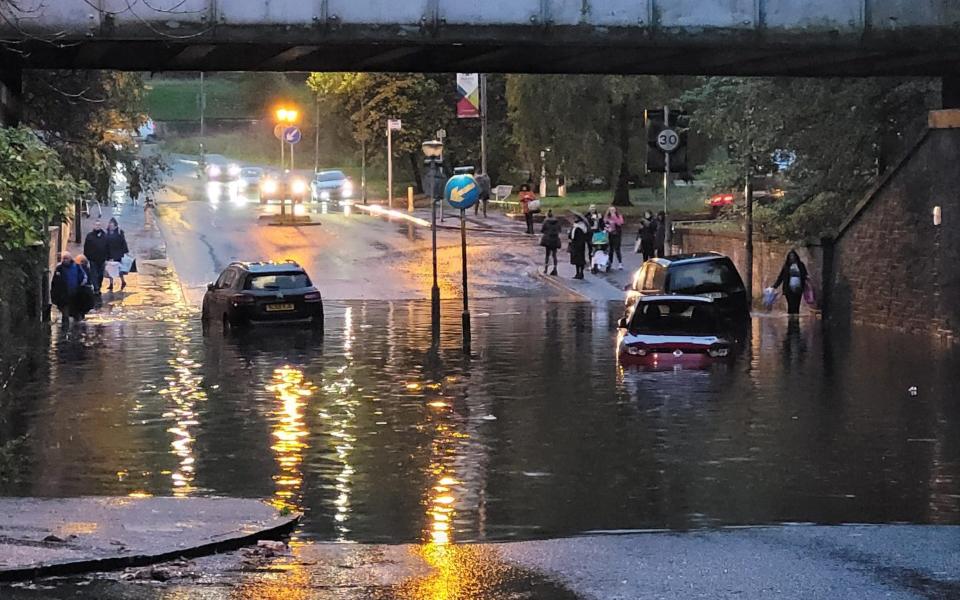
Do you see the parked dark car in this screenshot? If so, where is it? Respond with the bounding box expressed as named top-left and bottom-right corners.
top-left (201, 261), bottom-right (323, 330)
top-left (626, 253), bottom-right (749, 321)
top-left (617, 295), bottom-right (733, 370)
top-left (310, 170), bottom-right (354, 204)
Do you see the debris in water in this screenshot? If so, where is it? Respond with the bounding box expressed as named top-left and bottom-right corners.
top-left (908, 386), bottom-right (918, 397)
top-left (482, 414), bottom-right (497, 421)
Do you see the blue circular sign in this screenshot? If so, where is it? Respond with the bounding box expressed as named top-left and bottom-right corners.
top-left (283, 126), bottom-right (302, 144)
top-left (444, 174), bottom-right (480, 210)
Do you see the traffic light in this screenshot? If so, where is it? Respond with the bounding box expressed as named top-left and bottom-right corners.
top-left (645, 108), bottom-right (688, 173)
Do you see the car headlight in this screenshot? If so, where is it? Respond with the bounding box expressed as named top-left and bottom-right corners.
top-left (207, 164), bottom-right (221, 177)
top-left (228, 164), bottom-right (241, 177)
top-left (320, 190), bottom-right (330, 200)
top-left (291, 179), bottom-right (307, 195)
top-left (261, 180), bottom-right (278, 194)
top-left (341, 180), bottom-right (353, 197)
top-left (626, 345), bottom-right (647, 356)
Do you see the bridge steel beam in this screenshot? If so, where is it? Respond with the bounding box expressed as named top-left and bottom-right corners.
top-left (1, 1), bottom-right (960, 75)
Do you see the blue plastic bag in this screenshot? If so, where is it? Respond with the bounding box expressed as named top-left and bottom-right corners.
top-left (762, 287), bottom-right (779, 310)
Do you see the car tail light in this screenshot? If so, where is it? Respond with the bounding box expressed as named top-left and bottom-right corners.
top-left (231, 294), bottom-right (255, 306)
top-left (304, 292), bottom-right (322, 303)
top-left (626, 343), bottom-right (648, 356)
top-left (708, 343), bottom-right (730, 358)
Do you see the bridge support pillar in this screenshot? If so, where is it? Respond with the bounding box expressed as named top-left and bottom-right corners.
top-left (0, 67), bottom-right (22, 126)
top-left (942, 77), bottom-right (960, 109)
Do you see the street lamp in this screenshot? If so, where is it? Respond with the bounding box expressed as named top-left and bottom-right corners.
top-left (274, 106), bottom-right (299, 170)
top-left (422, 139), bottom-right (444, 341)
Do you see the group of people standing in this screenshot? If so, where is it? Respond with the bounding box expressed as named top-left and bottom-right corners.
top-left (50, 217), bottom-right (129, 327)
top-left (539, 204), bottom-right (630, 279)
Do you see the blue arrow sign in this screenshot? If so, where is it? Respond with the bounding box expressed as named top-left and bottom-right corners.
top-left (283, 126), bottom-right (302, 144)
top-left (444, 174), bottom-right (480, 210)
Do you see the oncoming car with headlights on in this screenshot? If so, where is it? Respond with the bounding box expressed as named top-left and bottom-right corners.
top-left (310, 170), bottom-right (353, 205)
top-left (617, 296), bottom-right (733, 370)
top-left (259, 172), bottom-right (310, 205)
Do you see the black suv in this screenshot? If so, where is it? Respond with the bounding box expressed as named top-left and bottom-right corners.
top-left (626, 253), bottom-right (749, 321)
top-left (201, 261), bottom-right (323, 330)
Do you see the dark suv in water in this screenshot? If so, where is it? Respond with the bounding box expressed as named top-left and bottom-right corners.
top-left (626, 253), bottom-right (749, 321)
top-left (201, 261), bottom-right (323, 330)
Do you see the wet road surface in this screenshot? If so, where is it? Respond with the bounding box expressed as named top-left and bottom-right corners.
top-left (3, 301), bottom-right (959, 541)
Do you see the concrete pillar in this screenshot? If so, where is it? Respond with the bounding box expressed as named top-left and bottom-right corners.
top-left (0, 67), bottom-right (22, 126)
top-left (942, 77), bottom-right (960, 109)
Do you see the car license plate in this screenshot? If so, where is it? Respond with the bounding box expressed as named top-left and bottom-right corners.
top-left (266, 303), bottom-right (295, 312)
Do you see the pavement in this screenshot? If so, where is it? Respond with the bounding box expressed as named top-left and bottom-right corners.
top-left (0, 497), bottom-right (298, 581)
top-left (3, 525), bottom-right (958, 598)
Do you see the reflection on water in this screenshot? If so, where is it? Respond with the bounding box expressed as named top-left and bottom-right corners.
top-left (2, 300), bottom-right (959, 542)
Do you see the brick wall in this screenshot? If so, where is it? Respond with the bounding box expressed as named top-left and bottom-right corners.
top-left (829, 126), bottom-right (960, 340)
top-left (674, 226), bottom-right (823, 308)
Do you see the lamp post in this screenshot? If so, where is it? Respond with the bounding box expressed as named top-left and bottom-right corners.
top-left (422, 139), bottom-right (444, 341)
top-left (275, 106), bottom-right (299, 170)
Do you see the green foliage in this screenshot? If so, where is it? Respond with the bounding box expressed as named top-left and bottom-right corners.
top-left (23, 70), bottom-right (166, 202)
top-left (683, 76), bottom-right (937, 238)
top-left (0, 127), bottom-right (85, 252)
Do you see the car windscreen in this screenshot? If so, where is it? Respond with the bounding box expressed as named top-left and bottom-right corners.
top-left (668, 260), bottom-right (744, 295)
top-left (628, 301), bottom-right (719, 335)
top-left (244, 272), bottom-right (312, 290)
top-left (315, 171), bottom-right (345, 182)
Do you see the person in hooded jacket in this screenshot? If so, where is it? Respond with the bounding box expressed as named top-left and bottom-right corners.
top-left (539, 209), bottom-right (562, 275)
top-left (50, 252), bottom-right (88, 328)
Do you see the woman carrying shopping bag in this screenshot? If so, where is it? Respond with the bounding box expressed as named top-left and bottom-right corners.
top-left (105, 217), bottom-right (129, 292)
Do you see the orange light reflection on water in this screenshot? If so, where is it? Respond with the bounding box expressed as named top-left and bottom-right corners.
top-left (266, 366), bottom-right (313, 513)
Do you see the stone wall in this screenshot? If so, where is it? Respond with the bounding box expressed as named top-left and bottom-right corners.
top-left (828, 122), bottom-right (960, 340)
top-left (673, 226), bottom-right (823, 308)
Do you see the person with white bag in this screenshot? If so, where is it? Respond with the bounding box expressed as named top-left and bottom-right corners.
top-left (104, 217), bottom-right (130, 292)
top-left (518, 183), bottom-right (539, 234)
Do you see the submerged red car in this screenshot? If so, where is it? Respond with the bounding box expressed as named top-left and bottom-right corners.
top-left (617, 295), bottom-right (732, 370)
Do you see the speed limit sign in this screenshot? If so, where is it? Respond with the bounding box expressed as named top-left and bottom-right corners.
top-left (657, 128), bottom-right (680, 153)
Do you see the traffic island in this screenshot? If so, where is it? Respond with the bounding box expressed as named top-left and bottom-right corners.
top-left (0, 497), bottom-right (300, 582)
top-left (256, 214), bottom-right (322, 227)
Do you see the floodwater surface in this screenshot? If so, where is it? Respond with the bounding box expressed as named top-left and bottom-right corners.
top-left (1, 299), bottom-right (958, 544)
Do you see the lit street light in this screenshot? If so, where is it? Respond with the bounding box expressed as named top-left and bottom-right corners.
top-left (422, 139), bottom-right (444, 341)
top-left (274, 106), bottom-right (299, 170)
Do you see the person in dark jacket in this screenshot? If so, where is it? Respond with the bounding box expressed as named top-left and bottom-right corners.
top-left (637, 211), bottom-right (657, 261)
top-left (654, 211), bottom-right (667, 258)
top-left (539, 209), bottom-right (562, 275)
top-left (50, 252), bottom-right (88, 328)
top-left (568, 218), bottom-right (589, 280)
top-left (474, 172), bottom-right (491, 218)
top-left (585, 204), bottom-right (604, 259)
top-left (83, 220), bottom-right (109, 294)
top-left (104, 217), bottom-right (129, 292)
top-left (772, 249), bottom-right (808, 315)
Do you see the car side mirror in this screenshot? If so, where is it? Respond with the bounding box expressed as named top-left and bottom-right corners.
top-left (617, 317), bottom-right (628, 329)
top-left (207, 283), bottom-right (216, 291)
top-left (623, 284), bottom-right (631, 291)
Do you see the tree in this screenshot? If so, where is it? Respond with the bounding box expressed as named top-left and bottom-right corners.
top-left (0, 127), bottom-right (84, 252)
top-left (683, 77), bottom-right (937, 238)
top-left (22, 70), bottom-right (166, 203)
top-left (506, 75), bottom-right (694, 204)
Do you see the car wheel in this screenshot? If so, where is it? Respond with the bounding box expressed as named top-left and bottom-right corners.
top-left (201, 299), bottom-right (210, 322)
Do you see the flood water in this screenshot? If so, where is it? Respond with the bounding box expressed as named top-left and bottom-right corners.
top-left (1, 299), bottom-right (958, 544)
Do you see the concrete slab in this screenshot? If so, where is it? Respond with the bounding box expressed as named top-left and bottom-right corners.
top-left (0, 497), bottom-right (299, 581)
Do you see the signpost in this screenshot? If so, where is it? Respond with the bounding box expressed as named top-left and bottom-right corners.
top-left (387, 119), bottom-right (401, 208)
top-left (284, 126), bottom-right (301, 170)
top-left (444, 173), bottom-right (480, 351)
top-left (274, 124), bottom-right (286, 170)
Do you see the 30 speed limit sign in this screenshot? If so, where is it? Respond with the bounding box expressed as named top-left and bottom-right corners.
top-left (656, 128), bottom-right (680, 153)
